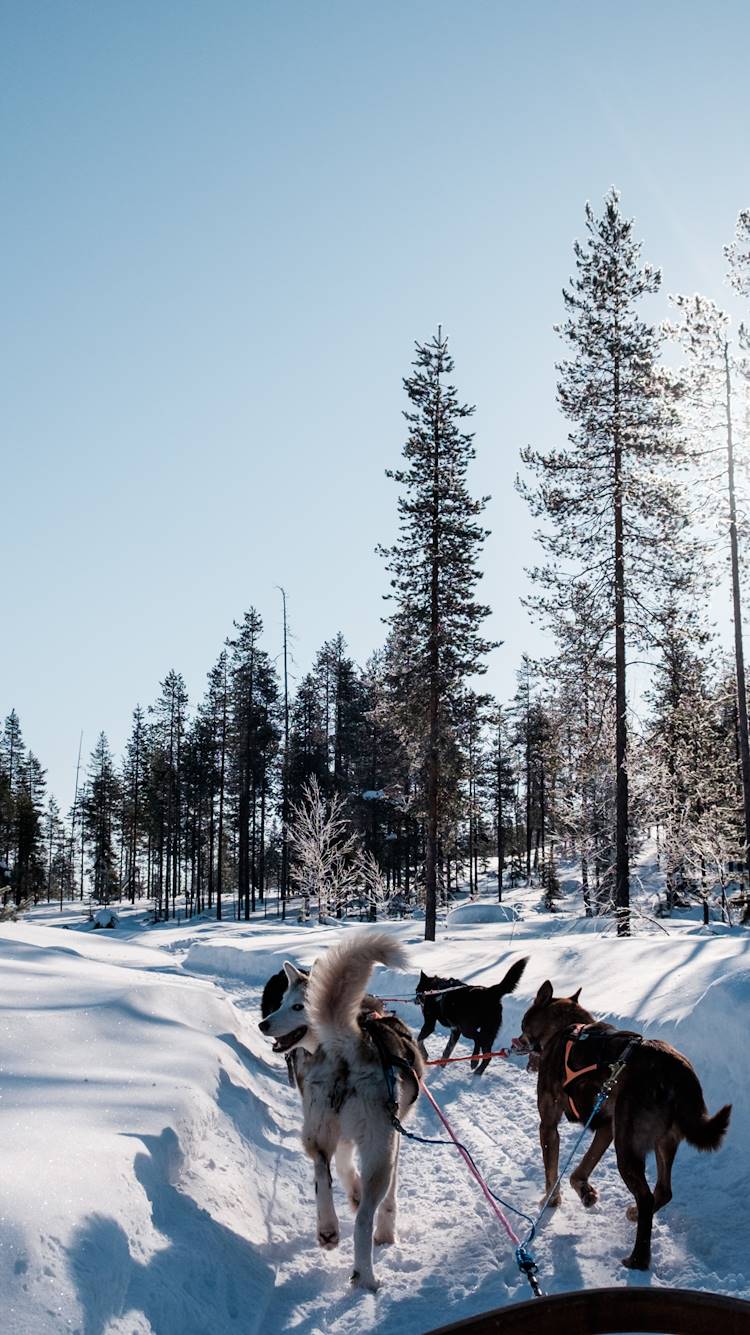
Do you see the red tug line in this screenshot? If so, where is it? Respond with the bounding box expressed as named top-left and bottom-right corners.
top-left (424, 1048), bottom-right (513, 1066)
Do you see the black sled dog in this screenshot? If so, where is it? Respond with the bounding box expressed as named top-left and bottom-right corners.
top-left (415, 956), bottom-right (528, 1074)
top-left (261, 965), bottom-right (309, 1090)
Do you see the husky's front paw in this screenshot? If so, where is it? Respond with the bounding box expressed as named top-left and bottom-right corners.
top-left (374, 1224), bottom-right (396, 1246)
top-left (348, 1177), bottom-right (362, 1212)
top-left (543, 1190), bottom-right (561, 1208)
top-left (318, 1226), bottom-right (339, 1250)
top-left (351, 1269), bottom-right (379, 1292)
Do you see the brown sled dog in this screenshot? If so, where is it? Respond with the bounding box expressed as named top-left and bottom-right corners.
top-left (515, 980), bottom-right (731, 1270)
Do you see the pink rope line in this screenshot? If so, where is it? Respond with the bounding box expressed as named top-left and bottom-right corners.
top-left (418, 1077), bottom-right (521, 1245)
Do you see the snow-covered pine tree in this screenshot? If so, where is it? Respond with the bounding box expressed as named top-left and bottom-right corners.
top-left (509, 657), bottom-right (541, 886)
top-left (182, 709), bottom-right (215, 916)
top-left (536, 581), bottom-right (615, 915)
top-left (148, 672), bottom-right (188, 920)
top-left (644, 623), bottom-right (740, 923)
top-left (287, 671), bottom-right (329, 807)
top-left (519, 190), bottom-right (684, 934)
top-left (44, 794), bottom-right (64, 904)
top-left (0, 709), bottom-right (25, 871)
top-left (311, 634), bottom-right (367, 795)
top-left (14, 751), bottom-right (46, 902)
top-left (205, 653), bottom-right (229, 921)
top-left (665, 293), bottom-right (750, 896)
top-left (121, 705), bottom-right (148, 904)
top-left (381, 330), bottom-right (495, 941)
top-left (82, 734), bottom-right (120, 905)
top-left (488, 706), bottom-right (516, 899)
top-left (724, 215), bottom-right (750, 919)
top-left (228, 608), bottom-right (280, 917)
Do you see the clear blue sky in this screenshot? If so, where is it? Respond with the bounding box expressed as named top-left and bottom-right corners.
top-left (2, 0), bottom-right (749, 809)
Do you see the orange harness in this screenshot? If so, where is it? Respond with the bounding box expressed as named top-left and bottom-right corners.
top-left (562, 1024), bottom-right (600, 1120)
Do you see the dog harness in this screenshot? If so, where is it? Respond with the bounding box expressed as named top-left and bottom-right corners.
top-left (562, 1024), bottom-right (600, 1120)
top-left (562, 1024), bottom-right (642, 1121)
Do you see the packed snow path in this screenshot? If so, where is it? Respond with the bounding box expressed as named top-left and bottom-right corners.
top-left (1, 903), bottom-right (748, 1334)
top-left (227, 971), bottom-right (749, 1335)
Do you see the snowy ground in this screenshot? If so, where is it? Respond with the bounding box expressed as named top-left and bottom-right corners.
top-left (1, 869), bottom-right (749, 1334)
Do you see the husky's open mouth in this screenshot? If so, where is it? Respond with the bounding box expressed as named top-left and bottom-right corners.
top-left (272, 1026), bottom-right (307, 1053)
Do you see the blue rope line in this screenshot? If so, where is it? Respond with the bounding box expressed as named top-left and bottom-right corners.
top-left (394, 1114), bottom-right (537, 1230)
top-left (387, 1034), bottom-right (638, 1300)
top-left (514, 1038), bottom-right (641, 1285)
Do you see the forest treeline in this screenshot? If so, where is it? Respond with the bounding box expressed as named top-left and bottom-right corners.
top-left (3, 191), bottom-right (750, 937)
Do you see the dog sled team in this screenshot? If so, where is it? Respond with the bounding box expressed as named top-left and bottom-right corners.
top-left (258, 930), bottom-right (731, 1293)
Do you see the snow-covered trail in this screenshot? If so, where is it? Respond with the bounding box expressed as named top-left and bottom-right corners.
top-left (1, 905), bottom-right (748, 1334)
top-left (227, 970), bottom-right (749, 1335)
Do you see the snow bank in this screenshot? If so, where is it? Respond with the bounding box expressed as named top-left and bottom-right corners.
top-left (185, 938), bottom-right (298, 986)
top-left (447, 900), bottom-right (517, 925)
top-left (93, 906), bottom-right (119, 928)
top-left (2, 903), bottom-right (748, 1335)
top-left (0, 923), bottom-right (301, 1335)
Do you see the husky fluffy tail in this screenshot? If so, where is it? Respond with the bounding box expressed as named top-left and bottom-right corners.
top-left (489, 956), bottom-right (529, 997)
top-left (307, 930), bottom-right (407, 1057)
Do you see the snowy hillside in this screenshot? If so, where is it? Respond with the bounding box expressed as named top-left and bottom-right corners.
top-left (1, 894), bottom-right (748, 1335)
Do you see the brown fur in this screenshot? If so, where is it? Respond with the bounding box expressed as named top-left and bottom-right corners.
top-left (517, 979), bottom-right (731, 1270)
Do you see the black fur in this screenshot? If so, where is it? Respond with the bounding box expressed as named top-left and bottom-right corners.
top-left (416, 957), bottom-right (528, 1075)
top-left (360, 1012), bottom-right (423, 1110)
top-left (261, 967), bottom-right (309, 1089)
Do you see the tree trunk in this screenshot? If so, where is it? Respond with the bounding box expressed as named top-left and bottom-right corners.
top-left (424, 376), bottom-right (441, 943)
top-left (280, 588), bottom-right (290, 921)
top-left (496, 724), bottom-right (504, 900)
top-left (725, 346), bottom-right (750, 920)
top-left (613, 349), bottom-right (630, 936)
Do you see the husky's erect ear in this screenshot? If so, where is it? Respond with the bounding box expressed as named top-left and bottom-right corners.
top-left (569, 987), bottom-right (582, 1004)
top-left (283, 961), bottom-right (306, 984)
top-left (535, 980), bottom-right (554, 1007)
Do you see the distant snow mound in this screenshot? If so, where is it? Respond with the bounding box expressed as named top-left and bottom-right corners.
top-left (92, 908), bottom-right (119, 929)
top-left (447, 901), bottom-right (516, 925)
top-left (185, 941), bottom-right (298, 985)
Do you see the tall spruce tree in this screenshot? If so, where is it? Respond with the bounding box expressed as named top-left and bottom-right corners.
top-left (15, 752), bottom-right (46, 901)
top-left (519, 191), bottom-right (683, 934)
top-left (228, 609), bottom-right (280, 917)
top-left (381, 329), bottom-right (495, 940)
top-left (666, 293), bottom-right (750, 893)
top-left (725, 213), bottom-right (750, 915)
top-left (82, 734), bottom-right (120, 904)
top-left (1, 710), bottom-right (24, 867)
top-left (121, 705), bottom-right (148, 903)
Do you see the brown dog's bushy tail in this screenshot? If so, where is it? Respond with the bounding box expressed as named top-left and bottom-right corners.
top-left (307, 930), bottom-right (407, 1057)
top-left (679, 1100), bottom-right (732, 1151)
top-left (490, 956), bottom-right (529, 997)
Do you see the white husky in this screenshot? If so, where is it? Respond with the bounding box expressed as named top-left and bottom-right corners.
top-left (259, 930), bottom-right (422, 1291)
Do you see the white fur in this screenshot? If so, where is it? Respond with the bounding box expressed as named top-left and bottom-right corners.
top-left (259, 930), bottom-right (416, 1292)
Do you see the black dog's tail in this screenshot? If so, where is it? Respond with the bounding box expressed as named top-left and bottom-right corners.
top-left (489, 956), bottom-right (529, 997)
